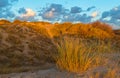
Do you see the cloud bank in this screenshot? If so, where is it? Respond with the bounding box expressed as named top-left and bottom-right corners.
top-left (38, 3), bottom-right (96, 23)
top-left (16, 8), bottom-right (37, 21)
top-left (0, 0), bottom-right (18, 19)
top-left (0, 1), bottom-right (120, 28)
top-left (100, 5), bottom-right (120, 28)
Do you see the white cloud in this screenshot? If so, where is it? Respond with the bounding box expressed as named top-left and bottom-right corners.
top-left (21, 8), bottom-right (36, 17)
top-left (44, 11), bottom-right (54, 18)
top-left (0, 18), bottom-right (6, 20)
top-left (91, 11), bottom-right (99, 18)
top-left (16, 8), bottom-right (37, 21)
top-left (113, 7), bottom-right (118, 11)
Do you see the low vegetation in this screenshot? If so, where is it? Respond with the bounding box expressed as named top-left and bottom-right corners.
top-left (50, 21), bottom-right (114, 39)
top-left (0, 20), bottom-right (120, 77)
top-left (55, 37), bottom-right (115, 73)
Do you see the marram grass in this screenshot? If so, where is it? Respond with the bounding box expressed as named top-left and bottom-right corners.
top-left (55, 38), bottom-right (113, 73)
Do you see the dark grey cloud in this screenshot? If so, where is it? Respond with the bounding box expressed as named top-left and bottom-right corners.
top-left (101, 6), bottom-right (120, 19)
top-left (70, 6), bottom-right (82, 13)
top-left (38, 3), bottom-right (68, 21)
top-left (48, 4), bottom-right (63, 13)
top-left (101, 11), bottom-right (110, 18)
top-left (87, 6), bottom-right (95, 11)
top-left (18, 7), bottom-right (27, 14)
top-left (0, 0), bottom-right (9, 7)
top-left (109, 7), bottom-right (120, 19)
top-left (100, 5), bottom-right (120, 27)
top-left (0, 0), bottom-right (18, 8)
top-left (62, 14), bottom-right (92, 23)
top-left (0, 0), bottom-right (19, 19)
top-left (77, 14), bottom-right (92, 23)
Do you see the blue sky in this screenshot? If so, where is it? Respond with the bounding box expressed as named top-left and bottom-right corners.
top-left (15, 0), bottom-right (120, 11)
top-left (0, 0), bottom-right (120, 28)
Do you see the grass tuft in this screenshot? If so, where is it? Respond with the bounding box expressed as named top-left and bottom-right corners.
top-left (55, 37), bottom-right (113, 73)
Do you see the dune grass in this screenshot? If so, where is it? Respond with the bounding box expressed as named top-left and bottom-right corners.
top-left (55, 37), bottom-right (114, 73)
top-left (0, 20), bottom-right (119, 77)
top-left (50, 22), bottom-right (114, 39)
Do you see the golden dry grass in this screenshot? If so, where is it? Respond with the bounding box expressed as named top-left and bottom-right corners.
top-left (0, 20), bottom-right (119, 77)
top-left (55, 37), bottom-right (115, 73)
top-left (50, 22), bottom-right (114, 39)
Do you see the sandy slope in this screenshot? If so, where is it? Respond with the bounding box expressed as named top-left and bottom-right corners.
top-left (0, 68), bottom-right (77, 78)
top-left (0, 65), bottom-right (119, 78)
top-left (0, 23), bottom-right (57, 67)
top-left (0, 20), bottom-right (120, 78)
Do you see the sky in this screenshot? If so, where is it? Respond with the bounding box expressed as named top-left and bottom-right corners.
top-left (0, 0), bottom-right (120, 28)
